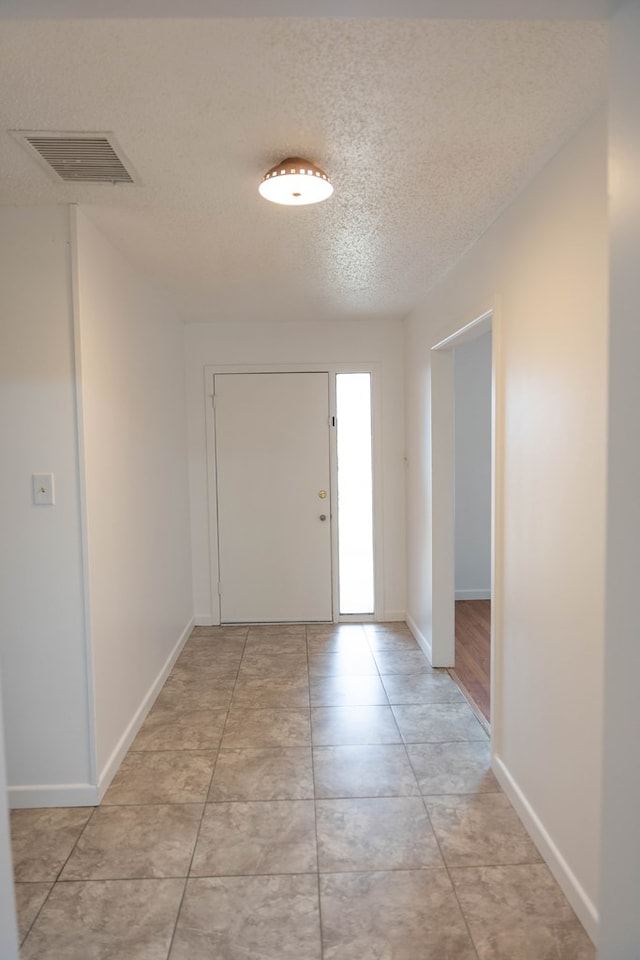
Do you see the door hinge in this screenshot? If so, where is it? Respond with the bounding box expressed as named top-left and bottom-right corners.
top-left (211, 395), bottom-right (216, 409)
top-left (217, 581), bottom-right (222, 595)
top-left (330, 415), bottom-right (336, 427)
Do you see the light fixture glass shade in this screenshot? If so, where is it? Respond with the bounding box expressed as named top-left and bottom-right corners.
top-left (259, 157), bottom-right (333, 206)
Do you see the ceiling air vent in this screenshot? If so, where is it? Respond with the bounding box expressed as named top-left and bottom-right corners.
top-left (13, 131), bottom-right (136, 184)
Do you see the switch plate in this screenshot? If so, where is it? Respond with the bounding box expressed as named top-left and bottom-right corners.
top-left (32, 473), bottom-right (55, 506)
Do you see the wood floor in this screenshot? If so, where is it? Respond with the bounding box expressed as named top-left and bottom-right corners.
top-left (451, 599), bottom-right (491, 724)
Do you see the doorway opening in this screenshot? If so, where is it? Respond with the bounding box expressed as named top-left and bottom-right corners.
top-left (430, 309), bottom-right (496, 731)
top-left (450, 332), bottom-right (492, 724)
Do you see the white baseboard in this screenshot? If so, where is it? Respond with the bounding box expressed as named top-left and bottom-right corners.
top-left (492, 753), bottom-right (597, 945)
top-left (96, 617), bottom-right (194, 801)
top-left (8, 619), bottom-right (195, 810)
top-left (9, 783), bottom-right (99, 809)
top-left (406, 613), bottom-right (433, 665)
top-left (197, 614), bottom-right (406, 626)
top-left (381, 610), bottom-right (406, 623)
top-left (455, 589), bottom-right (491, 601)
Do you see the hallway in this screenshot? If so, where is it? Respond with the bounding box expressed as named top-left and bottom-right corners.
top-left (11, 622), bottom-right (594, 959)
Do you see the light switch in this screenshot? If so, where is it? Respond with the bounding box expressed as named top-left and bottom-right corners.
top-left (32, 473), bottom-right (55, 506)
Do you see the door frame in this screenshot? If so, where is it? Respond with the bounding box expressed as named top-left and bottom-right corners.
top-left (0, 672), bottom-right (19, 960)
top-left (429, 305), bottom-right (503, 746)
top-left (204, 362), bottom-right (384, 624)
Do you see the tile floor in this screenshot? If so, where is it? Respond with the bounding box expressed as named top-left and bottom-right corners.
top-left (11, 621), bottom-right (595, 959)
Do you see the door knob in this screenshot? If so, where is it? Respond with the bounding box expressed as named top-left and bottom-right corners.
top-left (319, 514), bottom-right (327, 521)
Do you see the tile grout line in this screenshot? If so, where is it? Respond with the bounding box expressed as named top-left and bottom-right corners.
top-left (24, 860), bottom-right (546, 882)
top-left (18, 802), bottom-right (100, 950)
top-left (16, 879), bottom-right (54, 948)
top-left (419, 794), bottom-right (483, 960)
top-left (55, 807), bottom-right (99, 881)
top-left (306, 624), bottom-right (325, 960)
top-left (163, 623), bottom-right (249, 960)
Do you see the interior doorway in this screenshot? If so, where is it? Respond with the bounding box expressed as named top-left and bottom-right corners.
top-left (452, 599), bottom-right (491, 723)
top-left (450, 332), bottom-right (492, 723)
top-left (429, 309), bottom-right (496, 729)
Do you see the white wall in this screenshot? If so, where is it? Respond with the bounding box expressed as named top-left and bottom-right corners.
top-left (454, 332), bottom-right (492, 599)
top-left (404, 110), bottom-right (607, 938)
top-left (0, 206), bottom-right (94, 804)
top-left (184, 320), bottom-right (406, 623)
top-left (598, 4), bottom-right (640, 956)
top-left (74, 208), bottom-right (193, 790)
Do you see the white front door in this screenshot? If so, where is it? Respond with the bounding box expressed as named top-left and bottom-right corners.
top-left (214, 372), bottom-right (332, 623)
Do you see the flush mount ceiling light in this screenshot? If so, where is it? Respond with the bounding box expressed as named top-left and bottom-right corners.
top-left (259, 157), bottom-right (333, 206)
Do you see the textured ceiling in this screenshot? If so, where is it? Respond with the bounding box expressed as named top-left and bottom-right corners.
top-left (0, 18), bottom-right (607, 323)
top-left (0, 1), bottom-right (622, 19)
